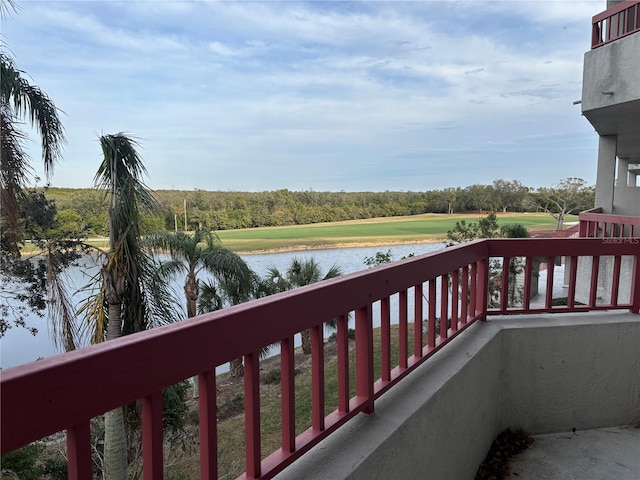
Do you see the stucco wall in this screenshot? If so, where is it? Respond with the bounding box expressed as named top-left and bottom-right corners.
top-left (275, 312), bottom-right (640, 480)
top-left (582, 33), bottom-right (640, 112)
top-left (614, 185), bottom-right (640, 216)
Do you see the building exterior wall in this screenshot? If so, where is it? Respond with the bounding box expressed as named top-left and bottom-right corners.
top-left (582, 27), bottom-right (640, 216)
top-left (275, 313), bottom-right (640, 480)
top-left (582, 32), bottom-right (640, 113)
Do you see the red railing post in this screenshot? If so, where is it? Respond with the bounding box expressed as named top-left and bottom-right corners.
top-left (428, 280), bottom-right (437, 349)
top-left (522, 257), bottom-right (533, 310)
top-left (66, 421), bottom-right (92, 480)
top-left (451, 269), bottom-right (459, 333)
top-left (311, 324), bottom-right (325, 431)
top-left (336, 316), bottom-right (350, 413)
top-left (281, 337), bottom-right (296, 452)
top-left (589, 256), bottom-right (601, 307)
top-left (500, 257), bottom-right (511, 312)
top-left (612, 256), bottom-right (622, 307)
top-left (399, 290), bottom-right (408, 369)
top-left (199, 369), bottom-right (218, 479)
top-left (355, 305), bottom-right (374, 414)
top-left (439, 275), bottom-right (448, 342)
top-left (470, 263), bottom-right (477, 317)
top-left (414, 283), bottom-right (423, 357)
top-left (461, 265), bottom-right (469, 324)
top-left (380, 299), bottom-right (391, 383)
top-left (545, 256), bottom-right (555, 309)
top-left (476, 258), bottom-right (489, 320)
top-left (244, 351), bottom-right (261, 478)
top-left (142, 391), bottom-right (164, 480)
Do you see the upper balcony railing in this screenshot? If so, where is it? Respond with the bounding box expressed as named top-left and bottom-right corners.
top-left (579, 207), bottom-right (640, 237)
top-left (592, 0), bottom-right (640, 48)
top-left (2, 237), bottom-right (639, 480)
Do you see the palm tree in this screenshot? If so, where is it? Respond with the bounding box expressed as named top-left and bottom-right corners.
top-left (147, 227), bottom-right (253, 319)
top-left (79, 133), bottom-right (179, 480)
top-left (264, 258), bottom-right (342, 354)
top-left (197, 274), bottom-right (253, 377)
top-left (147, 227), bottom-right (253, 386)
top-left (0, 50), bottom-right (65, 254)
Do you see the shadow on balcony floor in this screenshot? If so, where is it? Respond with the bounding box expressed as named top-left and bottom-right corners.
top-left (506, 425), bottom-right (640, 479)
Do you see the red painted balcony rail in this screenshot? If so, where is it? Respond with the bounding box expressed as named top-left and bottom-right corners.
top-left (592, 0), bottom-right (640, 48)
top-left (579, 207), bottom-right (640, 237)
top-left (528, 224), bottom-right (580, 239)
top-left (2, 238), bottom-right (639, 479)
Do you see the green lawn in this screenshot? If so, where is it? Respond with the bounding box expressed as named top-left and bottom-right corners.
top-left (216, 213), bottom-right (573, 252)
top-left (22, 212), bottom-right (571, 256)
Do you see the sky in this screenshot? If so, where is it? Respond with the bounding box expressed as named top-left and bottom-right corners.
top-left (3, 0), bottom-right (605, 192)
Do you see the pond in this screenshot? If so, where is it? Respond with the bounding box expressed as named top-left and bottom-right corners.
top-left (0, 242), bottom-right (445, 369)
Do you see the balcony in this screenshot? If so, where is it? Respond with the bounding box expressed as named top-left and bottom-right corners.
top-left (2, 212), bottom-right (639, 479)
top-left (591, 0), bottom-right (640, 49)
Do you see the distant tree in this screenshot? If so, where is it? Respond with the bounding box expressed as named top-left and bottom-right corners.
top-left (463, 184), bottom-right (496, 212)
top-left (442, 188), bottom-right (458, 214)
top-left (263, 258), bottom-right (342, 354)
top-left (447, 213), bottom-right (528, 307)
top-left (0, 188), bottom-right (89, 342)
top-left (528, 177), bottom-right (594, 229)
top-left (446, 212), bottom-right (500, 245)
top-left (492, 179), bottom-right (529, 212)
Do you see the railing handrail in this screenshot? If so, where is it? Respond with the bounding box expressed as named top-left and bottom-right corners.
top-left (579, 210), bottom-right (640, 226)
top-left (592, 0), bottom-right (640, 48)
top-left (1, 237), bottom-right (639, 479)
top-left (0, 240), bottom-right (488, 455)
top-left (579, 210), bottom-right (640, 237)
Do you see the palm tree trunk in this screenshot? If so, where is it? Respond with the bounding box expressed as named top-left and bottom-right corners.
top-left (185, 272), bottom-right (201, 397)
top-left (301, 329), bottom-right (312, 355)
top-left (185, 272), bottom-right (199, 319)
top-left (230, 358), bottom-right (244, 377)
top-left (103, 270), bottom-right (128, 480)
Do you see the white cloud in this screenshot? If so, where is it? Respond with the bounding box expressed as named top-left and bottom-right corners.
top-left (2, 0), bottom-right (599, 191)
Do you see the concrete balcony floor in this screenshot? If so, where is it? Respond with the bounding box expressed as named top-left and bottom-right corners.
top-left (507, 425), bottom-right (640, 479)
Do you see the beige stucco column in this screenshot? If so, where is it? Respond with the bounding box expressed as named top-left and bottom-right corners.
top-left (617, 158), bottom-right (629, 185)
top-left (595, 135), bottom-right (617, 213)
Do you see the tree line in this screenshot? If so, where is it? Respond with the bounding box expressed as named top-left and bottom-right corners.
top-left (42, 178), bottom-right (594, 237)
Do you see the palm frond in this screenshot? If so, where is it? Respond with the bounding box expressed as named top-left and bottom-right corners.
top-left (0, 51), bottom-right (65, 178)
top-left (44, 241), bottom-right (79, 351)
top-left (0, 104), bottom-right (33, 252)
top-left (323, 264), bottom-right (343, 280)
top-left (76, 133), bottom-right (179, 342)
top-left (197, 281), bottom-right (224, 314)
top-left (76, 277), bottom-right (107, 345)
top-left (0, 0), bottom-right (19, 18)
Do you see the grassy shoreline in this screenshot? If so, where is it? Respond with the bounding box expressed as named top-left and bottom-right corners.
top-left (217, 212), bottom-right (565, 253)
top-left (21, 212), bottom-right (571, 256)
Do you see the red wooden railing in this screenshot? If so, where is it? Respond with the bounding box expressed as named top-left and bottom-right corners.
top-left (579, 207), bottom-right (640, 237)
top-left (2, 237), bottom-right (639, 479)
top-left (592, 0), bottom-right (640, 48)
top-left (528, 224), bottom-right (580, 239)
